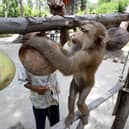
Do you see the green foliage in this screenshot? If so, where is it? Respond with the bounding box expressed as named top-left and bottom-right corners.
top-left (0, 34), bottom-right (12, 38)
top-left (31, 9), bottom-right (50, 17)
top-left (0, 34), bottom-right (12, 37)
top-left (118, 0), bottom-right (129, 12)
top-left (27, 0), bottom-right (33, 9)
top-left (90, 0), bottom-right (129, 14)
top-left (0, 4), bottom-right (4, 16)
top-left (0, 0), bottom-right (129, 17)
top-left (99, 0), bottom-right (111, 4)
top-left (76, 10), bottom-right (87, 15)
top-left (23, 5), bottom-right (33, 16)
top-left (87, 1), bottom-right (98, 13)
top-left (94, 2), bottom-right (118, 14)
top-left (23, 4), bottom-right (50, 17)
top-left (0, 0), bottom-right (50, 17)
top-left (0, 0), bottom-right (20, 17)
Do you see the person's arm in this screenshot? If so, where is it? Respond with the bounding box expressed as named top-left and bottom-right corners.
top-left (47, 0), bottom-right (69, 46)
top-left (24, 82), bottom-right (49, 95)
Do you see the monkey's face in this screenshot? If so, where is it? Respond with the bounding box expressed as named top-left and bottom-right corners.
top-left (72, 22), bottom-right (106, 49)
top-left (71, 23), bottom-right (97, 48)
top-left (71, 31), bottom-right (83, 44)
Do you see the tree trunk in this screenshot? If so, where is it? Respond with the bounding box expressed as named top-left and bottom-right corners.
top-left (0, 13), bottom-right (129, 34)
top-left (71, 0), bottom-right (75, 14)
top-left (80, 0), bottom-right (86, 11)
top-left (38, 0), bottom-right (42, 17)
top-left (19, 0), bottom-right (23, 17)
top-left (5, 1), bottom-right (10, 17)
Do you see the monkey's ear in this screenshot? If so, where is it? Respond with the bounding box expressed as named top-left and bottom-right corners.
top-left (95, 32), bottom-right (109, 45)
top-left (95, 35), bottom-right (105, 45)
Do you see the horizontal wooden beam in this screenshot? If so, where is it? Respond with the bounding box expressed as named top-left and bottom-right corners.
top-left (51, 81), bottom-right (124, 129)
top-left (0, 13), bottom-right (129, 34)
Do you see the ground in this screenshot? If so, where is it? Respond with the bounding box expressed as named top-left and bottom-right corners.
top-left (0, 35), bottom-right (129, 129)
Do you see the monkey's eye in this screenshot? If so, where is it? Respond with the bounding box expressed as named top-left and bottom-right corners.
top-left (80, 28), bottom-right (89, 33)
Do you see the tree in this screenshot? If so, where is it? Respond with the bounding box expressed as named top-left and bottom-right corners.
top-left (1, 0), bottom-right (19, 17)
top-left (80, 0), bottom-right (86, 11)
top-left (90, 0), bottom-right (129, 14)
top-left (19, 0), bottom-right (23, 16)
top-left (99, 0), bottom-right (111, 4)
top-left (27, 0), bottom-right (33, 9)
top-left (35, 0), bottom-right (43, 16)
top-left (2, 0), bottom-right (10, 17)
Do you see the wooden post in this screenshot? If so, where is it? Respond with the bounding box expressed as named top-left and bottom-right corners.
top-left (111, 69), bottom-right (129, 129)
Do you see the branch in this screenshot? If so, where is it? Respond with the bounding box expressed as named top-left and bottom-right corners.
top-left (0, 13), bottom-right (129, 34)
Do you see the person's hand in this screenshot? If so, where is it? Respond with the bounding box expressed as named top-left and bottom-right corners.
top-left (24, 82), bottom-right (31, 89)
top-left (24, 83), bottom-right (49, 95)
top-left (48, 0), bottom-right (66, 16)
top-left (36, 86), bottom-right (49, 95)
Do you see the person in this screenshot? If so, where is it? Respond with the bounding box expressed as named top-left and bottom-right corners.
top-left (48, 0), bottom-right (70, 46)
top-left (18, 1), bottom-right (68, 129)
top-left (23, 69), bottom-right (60, 129)
top-left (13, 1), bottom-right (69, 128)
top-left (17, 30), bottom-right (60, 129)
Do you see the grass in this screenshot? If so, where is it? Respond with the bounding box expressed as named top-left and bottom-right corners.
top-left (0, 34), bottom-right (13, 38)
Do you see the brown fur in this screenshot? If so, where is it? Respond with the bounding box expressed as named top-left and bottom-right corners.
top-left (19, 32), bottom-right (57, 75)
top-left (19, 45), bottom-right (56, 76)
top-left (24, 21), bottom-right (107, 129)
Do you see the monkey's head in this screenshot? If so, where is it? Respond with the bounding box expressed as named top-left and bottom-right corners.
top-left (71, 21), bottom-right (107, 49)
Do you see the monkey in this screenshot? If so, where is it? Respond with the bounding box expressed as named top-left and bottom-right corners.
top-left (19, 31), bottom-right (59, 76)
top-left (23, 21), bottom-right (107, 129)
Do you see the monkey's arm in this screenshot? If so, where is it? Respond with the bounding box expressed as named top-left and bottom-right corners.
top-left (25, 37), bottom-right (91, 75)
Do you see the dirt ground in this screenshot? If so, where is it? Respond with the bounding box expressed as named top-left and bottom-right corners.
top-left (0, 35), bottom-right (129, 129)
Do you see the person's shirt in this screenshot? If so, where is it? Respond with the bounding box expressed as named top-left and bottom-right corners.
top-left (17, 64), bottom-right (60, 109)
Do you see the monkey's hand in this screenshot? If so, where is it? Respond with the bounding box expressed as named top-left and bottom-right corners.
top-left (65, 114), bottom-right (74, 128)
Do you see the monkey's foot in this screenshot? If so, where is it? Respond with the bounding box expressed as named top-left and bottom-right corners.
top-left (81, 114), bottom-right (89, 125)
top-left (76, 120), bottom-right (84, 129)
top-left (65, 114), bottom-right (74, 128)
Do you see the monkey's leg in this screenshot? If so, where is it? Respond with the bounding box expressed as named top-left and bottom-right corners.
top-left (65, 79), bottom-right (78, 128)
top-left (76, 87), bottom-right (91, 129)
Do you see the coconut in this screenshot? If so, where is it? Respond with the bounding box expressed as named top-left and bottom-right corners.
top-left (0, 50), bottom-right (16, 90)
top-left (106, 27), bottom-right (129, 51)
